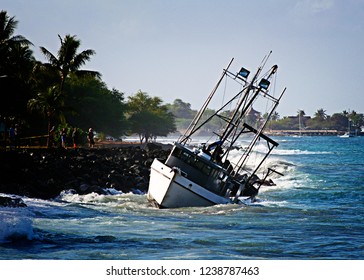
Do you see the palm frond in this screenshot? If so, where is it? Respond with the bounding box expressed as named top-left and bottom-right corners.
top-left (71, 49), bottom-right (96, 70)
top-left (0, 11), bottom-right (17, 43)
top-left (75, 69), bottom-right (101, 79)
top-left (40, 46), bottom-right (60, 68)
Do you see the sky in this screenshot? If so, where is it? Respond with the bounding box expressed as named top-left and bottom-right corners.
top-left (2, 0), bottom-right (364, 117)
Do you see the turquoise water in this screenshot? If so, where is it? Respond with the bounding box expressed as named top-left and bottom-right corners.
top-left (1, 136), bottom-right (363, 259)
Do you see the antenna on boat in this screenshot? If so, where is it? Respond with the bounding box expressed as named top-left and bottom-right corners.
top-left (260, 50), bottom-right (272, 71)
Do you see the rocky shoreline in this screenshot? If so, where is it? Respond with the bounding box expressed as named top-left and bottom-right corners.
top-left (0, 143), bottom-right (171, 206)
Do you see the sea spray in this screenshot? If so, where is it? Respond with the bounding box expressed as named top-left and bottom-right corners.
top-left (0, 205), bottom-right (33, 243)
top-left (1, 136), bottom-right (363, 259)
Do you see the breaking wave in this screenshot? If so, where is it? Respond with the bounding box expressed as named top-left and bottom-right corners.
top-left (0, 198), bottom-right (34, 243)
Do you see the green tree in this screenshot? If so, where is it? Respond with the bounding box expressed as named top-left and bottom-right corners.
top-left (348, 110), bottom-right (364, 131)
top-left (40, 34), bottom-right (100, 92)
top-left (64, 75), bottom-right (127, 137)
top-left (27, 86), bottom-right (65, 146)
top-left (245, 107), bottom-right (261, 128)
top-left (328, 113), bottom-right (348, 131)
top-left (307, 108), bottom-right (328, 129)
top-left (0, 10), bottom-right (34, 120)
top-left (0, 10), bottom-right (32, 71)
top-left (167, 98), bottom-right (195, 118)
top-left (127, 91), bottom-right (176, 143)
top-left (271, 111), bottom-right (280, 121)
top-left (297, 109), bottom-right (305, 118)
top-left (297, 109), bottom-right (305, 129)
top-left (314, 108), bottom-right (327, 120)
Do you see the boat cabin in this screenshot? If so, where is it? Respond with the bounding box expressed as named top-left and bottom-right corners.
top-left (165, 143), bottom-right (238, 197)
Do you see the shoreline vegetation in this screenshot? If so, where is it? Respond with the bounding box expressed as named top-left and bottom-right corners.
top-left (1, 10), bottom-right (363, 154)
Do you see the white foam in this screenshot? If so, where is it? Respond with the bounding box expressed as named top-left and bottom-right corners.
top-left (0, 202), bottom-right (34, 243)
top-left (272, 148), bottom-right (331, 155)
top-left (239, 197), bottom-right (289, 206)
top-left (56, 188), bottom-right (124, 204)
top-left (54, 190), bottom-right (150, 212)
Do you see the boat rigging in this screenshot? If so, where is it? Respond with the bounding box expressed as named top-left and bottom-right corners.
top-left (148, 53), bottom-right (287, 208)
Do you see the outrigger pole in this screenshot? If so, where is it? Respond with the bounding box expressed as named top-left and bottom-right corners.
top-left (211, 53), bottom-right (275, 160)
top-left (214, 64), bottom-right (278, 163)
top-left (246, 87), bottom-right (286, 176)
top-left (233, 87), bottom-right (286, 201)
top-left (179, 58), bottom-right (234, 144)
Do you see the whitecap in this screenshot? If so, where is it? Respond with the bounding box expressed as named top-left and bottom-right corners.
top-left (0, 203), bottom-right (34, 243)
top-left (272, 148), bottom-right (332, 155)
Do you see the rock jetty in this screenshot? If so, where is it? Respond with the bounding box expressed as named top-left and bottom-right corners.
top-left (0, 143), bottom-right (171, 201)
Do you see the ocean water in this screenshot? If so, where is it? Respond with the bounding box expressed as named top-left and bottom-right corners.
top-left (0, 136), bottom-right (363, 260)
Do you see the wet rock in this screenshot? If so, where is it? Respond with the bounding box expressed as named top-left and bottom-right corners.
top-left (0, 145), bottom-right (171, 199)
top-left (0, 196), bottom-right (27, 208)
top-left (79, 183), bottom-right (91, 194)
top-left (78, 184), bottom-right (108, 195)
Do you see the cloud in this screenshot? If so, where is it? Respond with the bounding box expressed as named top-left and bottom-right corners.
top-left (294, 0), bottom-right (334, 15)
top-left (309, 0), bottom-right (334, 13)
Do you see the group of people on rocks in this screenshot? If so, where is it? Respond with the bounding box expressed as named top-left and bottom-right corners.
top-left (0, 118), bottom-right (22, 150)
top-left (0, 116), bottom-right (97, 150)
top-left (48, 127), bottom-right (95, 149)
top-left (8, 123), bottom-right (21, 149)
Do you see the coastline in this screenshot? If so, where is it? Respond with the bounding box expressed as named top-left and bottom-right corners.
top-left (0, 142), bottom-right (171, 202)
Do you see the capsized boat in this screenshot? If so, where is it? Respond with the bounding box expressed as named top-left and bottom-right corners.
top-left (148, 53), bottom-right (286, 208)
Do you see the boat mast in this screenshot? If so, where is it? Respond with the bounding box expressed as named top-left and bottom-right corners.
top-left (212, 66), bottom-right (277, 164)
top-left (179, 58), bottom-right (234, 144)
top-left (241, 87), bottom-right (286, 175)
top-left (232, 67), bottom-right (280, 174)
top-left (211, 53), bottom-right (273, 156)
top-left (232, 87), bottom-right (286, 201)
top-left (219, 67), bottom-right (261, 144)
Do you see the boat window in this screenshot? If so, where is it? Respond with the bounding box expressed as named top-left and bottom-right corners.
top-left (171, 146), bottom-right (213, 176)
top-left (201, 164), bottom-right (212, 176)
top-left (173, 148), bottom-right (192, 163)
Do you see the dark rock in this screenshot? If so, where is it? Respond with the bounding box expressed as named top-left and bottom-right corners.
top-left (0, 196), bottom-right (27, 207)
top-left (79, 183), bottom-right (91, 194)
top-left (146, 142), bottom-right (163, 151)
top-left (0, 145), bottom-right (171, 199)
top-left (88, 185), bottom-right (108, 195)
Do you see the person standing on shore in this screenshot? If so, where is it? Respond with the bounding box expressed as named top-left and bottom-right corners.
top-left (88, 127), bottom-right (95, 148)
top-left (48, 126), bottom-right (56, 148)
top-left (14, 124), bottom-right (21, 148)
top-left (72, 127), bottom-right (78, 148)
top-left (9, 124), bottom-right (15, 150)
top-left (60, 128), bottom-right (67, 148)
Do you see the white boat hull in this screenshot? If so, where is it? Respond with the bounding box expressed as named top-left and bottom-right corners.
top-left (147, 159), bottom-right (231, 208)
top-left (340, 132), bottom-right (354, 138)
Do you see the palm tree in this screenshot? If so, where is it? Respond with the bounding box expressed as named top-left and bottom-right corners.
top-left (297, 109), bottom-right (305, 131)
top-left (40, 34), bottom-right (100, 92)
top-left (271, 111), bottom-right (280, 121)
top-left (1, 10), bottom-right (34, 121)
top-left (0, 10), bottom-right (31, 45)
top-left (297, 109), bottom-right (305, 117)
top-left (314, 108), bottom-right (327, 120)
top-left (0, 10), bottom-right (32, 73)
top-left (27, 86), bottom-right (65, 146)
